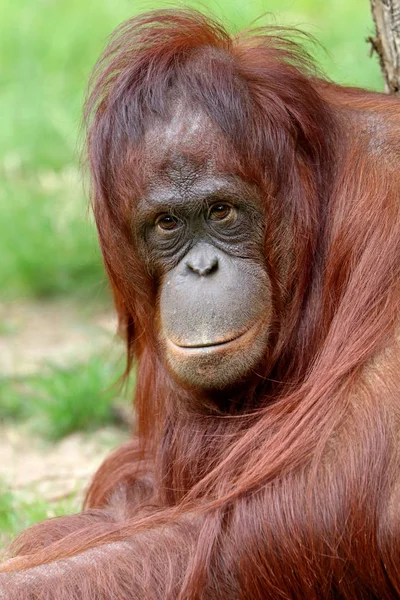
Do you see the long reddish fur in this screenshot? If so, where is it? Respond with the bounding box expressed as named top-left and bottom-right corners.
top-left (1, 9), bottom-right (400, 599)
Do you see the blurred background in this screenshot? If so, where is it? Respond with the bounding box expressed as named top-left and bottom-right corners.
top-left (0, 0), bottom-right (383, 547)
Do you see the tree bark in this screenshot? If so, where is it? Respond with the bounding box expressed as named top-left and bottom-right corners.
top-left (369, 0), bottom-right (400, 94)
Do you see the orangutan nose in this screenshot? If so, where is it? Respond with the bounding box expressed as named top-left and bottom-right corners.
top-left (185, 246), bottom-right (219, 276)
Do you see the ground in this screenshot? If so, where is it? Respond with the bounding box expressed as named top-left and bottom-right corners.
top-left (0, 300), bottom-right (117, 377)
top-left (0, 423), bottom-right (127, 505)
top-left (0, 300), bottom-right (129, 549)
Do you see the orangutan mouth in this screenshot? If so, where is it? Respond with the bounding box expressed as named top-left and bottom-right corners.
top-left (166, 321), bottom-right (262, 353)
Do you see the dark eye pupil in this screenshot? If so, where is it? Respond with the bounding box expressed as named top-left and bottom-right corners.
top-left (209, 204), bottom-right (231, 220)
top-left (157, 215), bottom-right (178, 230)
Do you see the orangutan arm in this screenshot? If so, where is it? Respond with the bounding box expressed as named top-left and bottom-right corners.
top-left (0, 519), bottom-right (202, 600)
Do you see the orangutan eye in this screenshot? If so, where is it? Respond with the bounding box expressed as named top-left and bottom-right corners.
top-left (155, 214), bottom-right (180, 231)
top-left (208, 203), bottom-right (235, 222)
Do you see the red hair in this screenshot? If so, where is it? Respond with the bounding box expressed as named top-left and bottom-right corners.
top-left (2, 9), bottom-right (400, 599)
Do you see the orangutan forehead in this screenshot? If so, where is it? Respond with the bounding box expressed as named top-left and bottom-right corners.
top-left (142, 102), bottom-right (226, 175)
top-left (147, 102), bottom-right (212, 146)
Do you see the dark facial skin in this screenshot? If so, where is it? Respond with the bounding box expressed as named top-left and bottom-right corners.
top-left (135, 112), bottom-right (272, 389)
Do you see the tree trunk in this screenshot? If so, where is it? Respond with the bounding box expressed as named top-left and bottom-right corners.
top-left (369, 0), bottom-right (400, 95)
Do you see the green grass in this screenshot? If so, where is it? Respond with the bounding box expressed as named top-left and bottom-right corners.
top-left (0, 0), bottom-right (383, 300)
top-left (0, 355), bottom-right (132, 440)
top-left (0, 484), bottom-right (80, 551)
top-left (0, 168), bottom-right (106, 299)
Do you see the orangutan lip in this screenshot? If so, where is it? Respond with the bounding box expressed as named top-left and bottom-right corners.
top-left (167, 327), bottom-right (252, 352)
top-left (166, 319), bottom-right (266, 354)
top-left (173, 334), bottom-right (243, 350)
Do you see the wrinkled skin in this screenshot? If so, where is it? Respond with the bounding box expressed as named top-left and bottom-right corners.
top-left (134, 112), bottom-right (272, 389)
